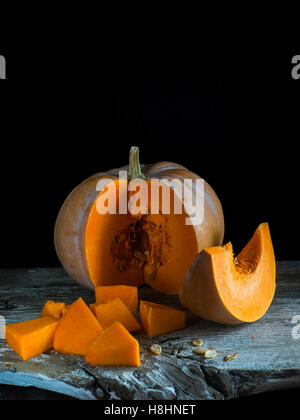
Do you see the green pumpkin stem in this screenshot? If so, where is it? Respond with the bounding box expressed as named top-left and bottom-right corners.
top-left (128, 146), bottom-right (146, 181)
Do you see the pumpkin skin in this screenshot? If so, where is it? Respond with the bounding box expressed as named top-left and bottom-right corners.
top-left (54, 147), bottom-right (224, 294)
top-left (179, 223), bottom-right (276, 324)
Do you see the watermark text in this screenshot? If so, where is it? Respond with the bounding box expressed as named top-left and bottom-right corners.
top-left (291, 55), bottom-right (300, 80)
top-left (95, 172), bottom-right (205, 226)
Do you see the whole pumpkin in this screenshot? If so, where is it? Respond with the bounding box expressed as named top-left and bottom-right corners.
top-left (54, 147), bottom-right (224, 294)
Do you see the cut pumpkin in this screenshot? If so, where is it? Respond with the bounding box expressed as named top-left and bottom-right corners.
top-left (54, 298), bottom-right (103, 355)
top-left (41, 301), bottom-right (67, 319)
top-left (94, 298), bottom-right (141, 332)
top-left (85, 180), bottom-right (201, 295)
top-left (5, 317), bottom-right (59, 361)
top-left (180, 223), bottom-right (276, 325)
top-left (95, 285), bottom-right (138, 314)
top-left (89, 303), bottom-right (97, 315)
top-left (140, 300), bottom-right (186, 337)
top-left (85, 321), bottom-right (140, 367)
top-left (54, 146), bottom-right (224, 294)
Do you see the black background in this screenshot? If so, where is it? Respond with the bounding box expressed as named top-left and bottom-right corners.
top-left (0, 42), bottom-right (299, 267)
top-left (0, 23), bottom-right (299, 402)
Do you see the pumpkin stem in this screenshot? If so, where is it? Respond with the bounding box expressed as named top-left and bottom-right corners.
top-left (128, 146), bottom-right (146, 181)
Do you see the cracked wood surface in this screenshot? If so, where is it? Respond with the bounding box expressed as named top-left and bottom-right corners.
top-left (0, 263), bottom-right (300, 400)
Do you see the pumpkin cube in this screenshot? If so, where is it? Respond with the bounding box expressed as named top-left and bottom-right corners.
top-left (140, 300), bottom-right (186, 337)
top-left (94, 298), bottom-right (141, 332)
top-left (5, 316), bottom-right (59, 361)
top-left (54, 298), bottom-right (103, 355)
top-left (95, 285), bottom-right (138, 314)
top-left (41, 301), bottom-right (67, 319)
top-left (85, 321), bottom-right (140, 367)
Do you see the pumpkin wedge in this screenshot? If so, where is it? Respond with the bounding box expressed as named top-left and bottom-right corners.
top-left (54, 146), bottom-right (224, 295)
top-left (140, 300), bottom-right (186, 337)
top-left (95, 285), bottom-right (138, 314)
top-left (85, 321), bottom-right (140, 367)
top-left (180, 223), bottom-right (276, 325)
top-left (54, 298), bottom-right (103, 355)
top-left (5, 317), bottom-right (59, 361)
top-left (94, 298), bottom-right (141, 332)
top-left (41, 301), bottom-right (67, 319)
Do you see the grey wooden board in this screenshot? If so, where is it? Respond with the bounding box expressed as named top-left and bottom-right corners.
top-left (0, 263), bottom-right (299, 400)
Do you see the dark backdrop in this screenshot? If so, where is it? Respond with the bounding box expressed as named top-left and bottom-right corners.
top-left (0, 44), bottom-right (299, 267)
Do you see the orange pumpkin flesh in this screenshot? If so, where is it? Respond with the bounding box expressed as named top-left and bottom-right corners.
top-left (41, 301), bottom-right (67, 319)
top-left (180, 223), bottom-right (276, 325)
top-left (54, 147), bottom-right (224, 295)
top-left (85, 321), bottom-right (140, 367)
top-left (94, 298), bottom-right (141, 332)
top-left (85, 178), bottom-right (200, 294)
top-left (140, 300), bottom-right (186, 337)
top-left (53, 298), bottom-right (103, 355)
top-left (95, 285), bottom-right (138, 314)
top-left (5, 317), bottom-right (59, 361)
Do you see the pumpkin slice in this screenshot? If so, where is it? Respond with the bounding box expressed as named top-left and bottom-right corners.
top-left (85, 321), bottom-right (140, 367)
top-left (5, 317), bottom-right (59, 361)
top-left (41, 301), bottom-right (67, 319)
top-left (180, 222), bottom-right (276, 325)
top-left (94, 298), bottom-right (141, 332)
top-left (95, 285), bottom-right (138, 314)
top-left (140, 300), bottom-right (186, 337)
top-left (54, 298), bottom-right (103, 355)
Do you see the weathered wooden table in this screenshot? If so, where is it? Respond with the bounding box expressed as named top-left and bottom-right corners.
top-left (0, 263), bottom-right (299, 400)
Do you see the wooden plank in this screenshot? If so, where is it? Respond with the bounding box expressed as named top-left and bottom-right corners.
top-left (0, 263), bottom-right (300, 400)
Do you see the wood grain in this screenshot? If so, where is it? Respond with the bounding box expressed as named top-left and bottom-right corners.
top-left (0, 263), bottom-right (300, 400)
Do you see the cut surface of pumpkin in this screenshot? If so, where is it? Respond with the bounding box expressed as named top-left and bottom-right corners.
top-left (85, 321), bottom-right (140, 367)
top-left (55, 147), bottom-right (224, 294)
top-left (41, 301), bottom-right (67, 319)
top-left (94, 298), bottom-right (141, 332)
top-left (85, 179), bottom-right (200, 295)
top-left (95, 285), bottom-right (138, 314)
top-left (180, 223), bottom-right (276, 324)
top-left (54, 298), bottom-right (103, 355)
top-left (5, 317), bottom-right (59, 361)
top-left (140, 300), bottom-right (186, 337)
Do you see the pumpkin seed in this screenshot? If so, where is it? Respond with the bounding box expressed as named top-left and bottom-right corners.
top-left (224, 353), bottom-right (238, 362)
top-left (204, 349), bottom-right (217, 359)
top-left (193, 347), bottom-right (206, 355)
top-left (192, 338), bottom-right (203, 347)
top-left (150, 344), bottom-right (162, 355)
